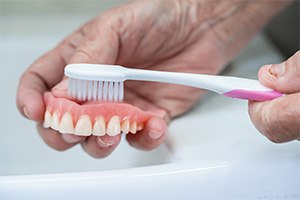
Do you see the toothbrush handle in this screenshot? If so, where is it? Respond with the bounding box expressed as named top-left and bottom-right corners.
top-left (222, 89), bottom-right (282, 101)
top-left (126, 68), bottom-right (283, 101)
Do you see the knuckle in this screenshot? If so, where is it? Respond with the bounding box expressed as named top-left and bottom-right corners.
top-left (73, 48), bottom-right (93, 63)
top-left (267, 135), bottom-right (283, 144)
top-left (262, 126), bottom-right (283, 143)
top-left (292, 61), bottom-right (300, 79)
top-left (265, 130), bottom-right (294, 144)
top-left (256, 104), bottom-right (283, 143)
top-left (263, 107), bottom-right (299, 143)
top-left (287, 51), bottom-right (300, 79)
top-left (261, 122), bottom-right (283, 143)
top-left (79, 20), bottom-right (93, 36)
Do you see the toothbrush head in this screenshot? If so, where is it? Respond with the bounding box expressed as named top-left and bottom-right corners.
top-left (65, 64), bottom-right (126, 102)
top-left (67, 78), bottom-right (124, 102)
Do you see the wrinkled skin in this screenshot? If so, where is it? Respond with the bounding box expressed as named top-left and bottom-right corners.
top-left (16, 0), bottom-right (291, 158)
top-left (249, 51), bottom-right (300, 143)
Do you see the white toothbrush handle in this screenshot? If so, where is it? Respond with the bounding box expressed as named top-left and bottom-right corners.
top-left (125, 68), bottom-right (283, 101)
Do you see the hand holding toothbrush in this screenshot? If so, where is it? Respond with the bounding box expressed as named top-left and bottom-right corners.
top-left (248, 51), bottom-right (300, 143)
top-left (16, 0), bottom-right (296, 159)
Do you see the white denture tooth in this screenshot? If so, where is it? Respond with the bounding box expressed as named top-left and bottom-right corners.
top-left (121, 119), bottom-right (130, 134)
top-left (93, 116), bottom-right (106, 136)
top-left (129, 121), bottom-right (137, 134)
top-left (74, 115), bottom-right (92, 136)
top-left (51, 112), bottom-right (60, 130)
top-left (59, 112), bottom-right (74, 134)
top-left (137, 124), bottom-right (144, 131)
top-left (43, 110), bottom-right (52, 128)
top-left (107, 116), bottom-right (121, 136)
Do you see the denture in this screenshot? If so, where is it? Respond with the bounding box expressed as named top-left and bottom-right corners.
top-left (43, 92), bottom-right (155, 136)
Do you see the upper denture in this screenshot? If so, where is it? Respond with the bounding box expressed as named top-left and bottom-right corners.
top-left (43, 92), bottom-right (157, 136)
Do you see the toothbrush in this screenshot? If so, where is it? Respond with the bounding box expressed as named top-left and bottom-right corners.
top-left (64, 63), bottom-right (283, 102)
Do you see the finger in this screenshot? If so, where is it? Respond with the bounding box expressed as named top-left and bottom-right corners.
top-left (37, 123), bottom-right (85, 151)
top-left (16, 30), bottom-right (83, 121)
top-left (248, 93), bottom-right (300, 143)
top-left (17, 50), bottom-right (66, 121)
top-left (51, 79), bottom-right (69, 99)
top-left (126, 116), bottom-right (168, 150)
top-left (258, 51), bottom-right (300, 93)
top-left (81, 135), bottom-right (121, 158)
top-left (17, 74), bottom-right (47, 121)
top-left (68, 25), bottom-right (119, 64)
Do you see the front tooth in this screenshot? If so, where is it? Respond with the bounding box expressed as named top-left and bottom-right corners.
top-left (59, 112), bottom-right (74, 134)
top-left (107, 116), bottom-right (120, 136)
top-left (51, 112), bottom-right (59, 130)
top-left (93, 116), bottom-right (106, 136)
top-left (74, 115), bottom-right (92, 136)
top-left (121, 119), bottom-right (130, 134)
top-left (43, 110), bottom-right (52, 128)
top-left (129, 121), bottom-right (137, 134)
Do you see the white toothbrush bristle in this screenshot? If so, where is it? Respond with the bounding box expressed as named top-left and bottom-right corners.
top-left (87, 80), bottom-right (93, 101)
top-left (97, 81), bottom-right (103, 100)
top-left (68, 78), bottom-right (124, 102)
top-left (82, 80), bottom-right (87, 101)
top-left (103, 81), bottom-right (108, 101)
top-left (113, 81), bottom-right (119, 101)
top-left (92, 81), bottom-right (98, 100)
top-left (118, 81), bottom-right (124, 101)
top-left (77, 80), bottom-right (83, 100)
top-left (108, 81), bottom-right (114, 101)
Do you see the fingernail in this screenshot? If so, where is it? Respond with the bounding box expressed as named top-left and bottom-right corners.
top-left (53, 84), bottom-right (65, 91)
top-left (52, 80), bottom-right (68, 91)
top-left (62, 134), bottom-right (82, 144)
top-left (268, 63), bottom-right (285, 79)
top-left (97, 136), bottom-right (115, 148)
top-left (23, 106), bottom-right (31, 119)
top-left (148, 130), bottom-right (163, 140)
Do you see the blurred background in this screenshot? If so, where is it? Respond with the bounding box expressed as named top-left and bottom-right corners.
top-left (264, 1), bottom-right (299, 58)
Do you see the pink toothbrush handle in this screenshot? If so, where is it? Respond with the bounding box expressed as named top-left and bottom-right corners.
top-left (223, 89), bottom-right (283, 101)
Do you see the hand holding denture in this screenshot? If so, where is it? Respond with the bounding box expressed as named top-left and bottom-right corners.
top-left (17, 1), bottom-right (226, 158)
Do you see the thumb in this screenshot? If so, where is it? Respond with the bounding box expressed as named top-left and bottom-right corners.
top-left (257, 51), bottom-right (300, 93)
top-left (52, 25), bottom-right (120, 97)
top-left (248, 94), bottom-right (300, 143)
